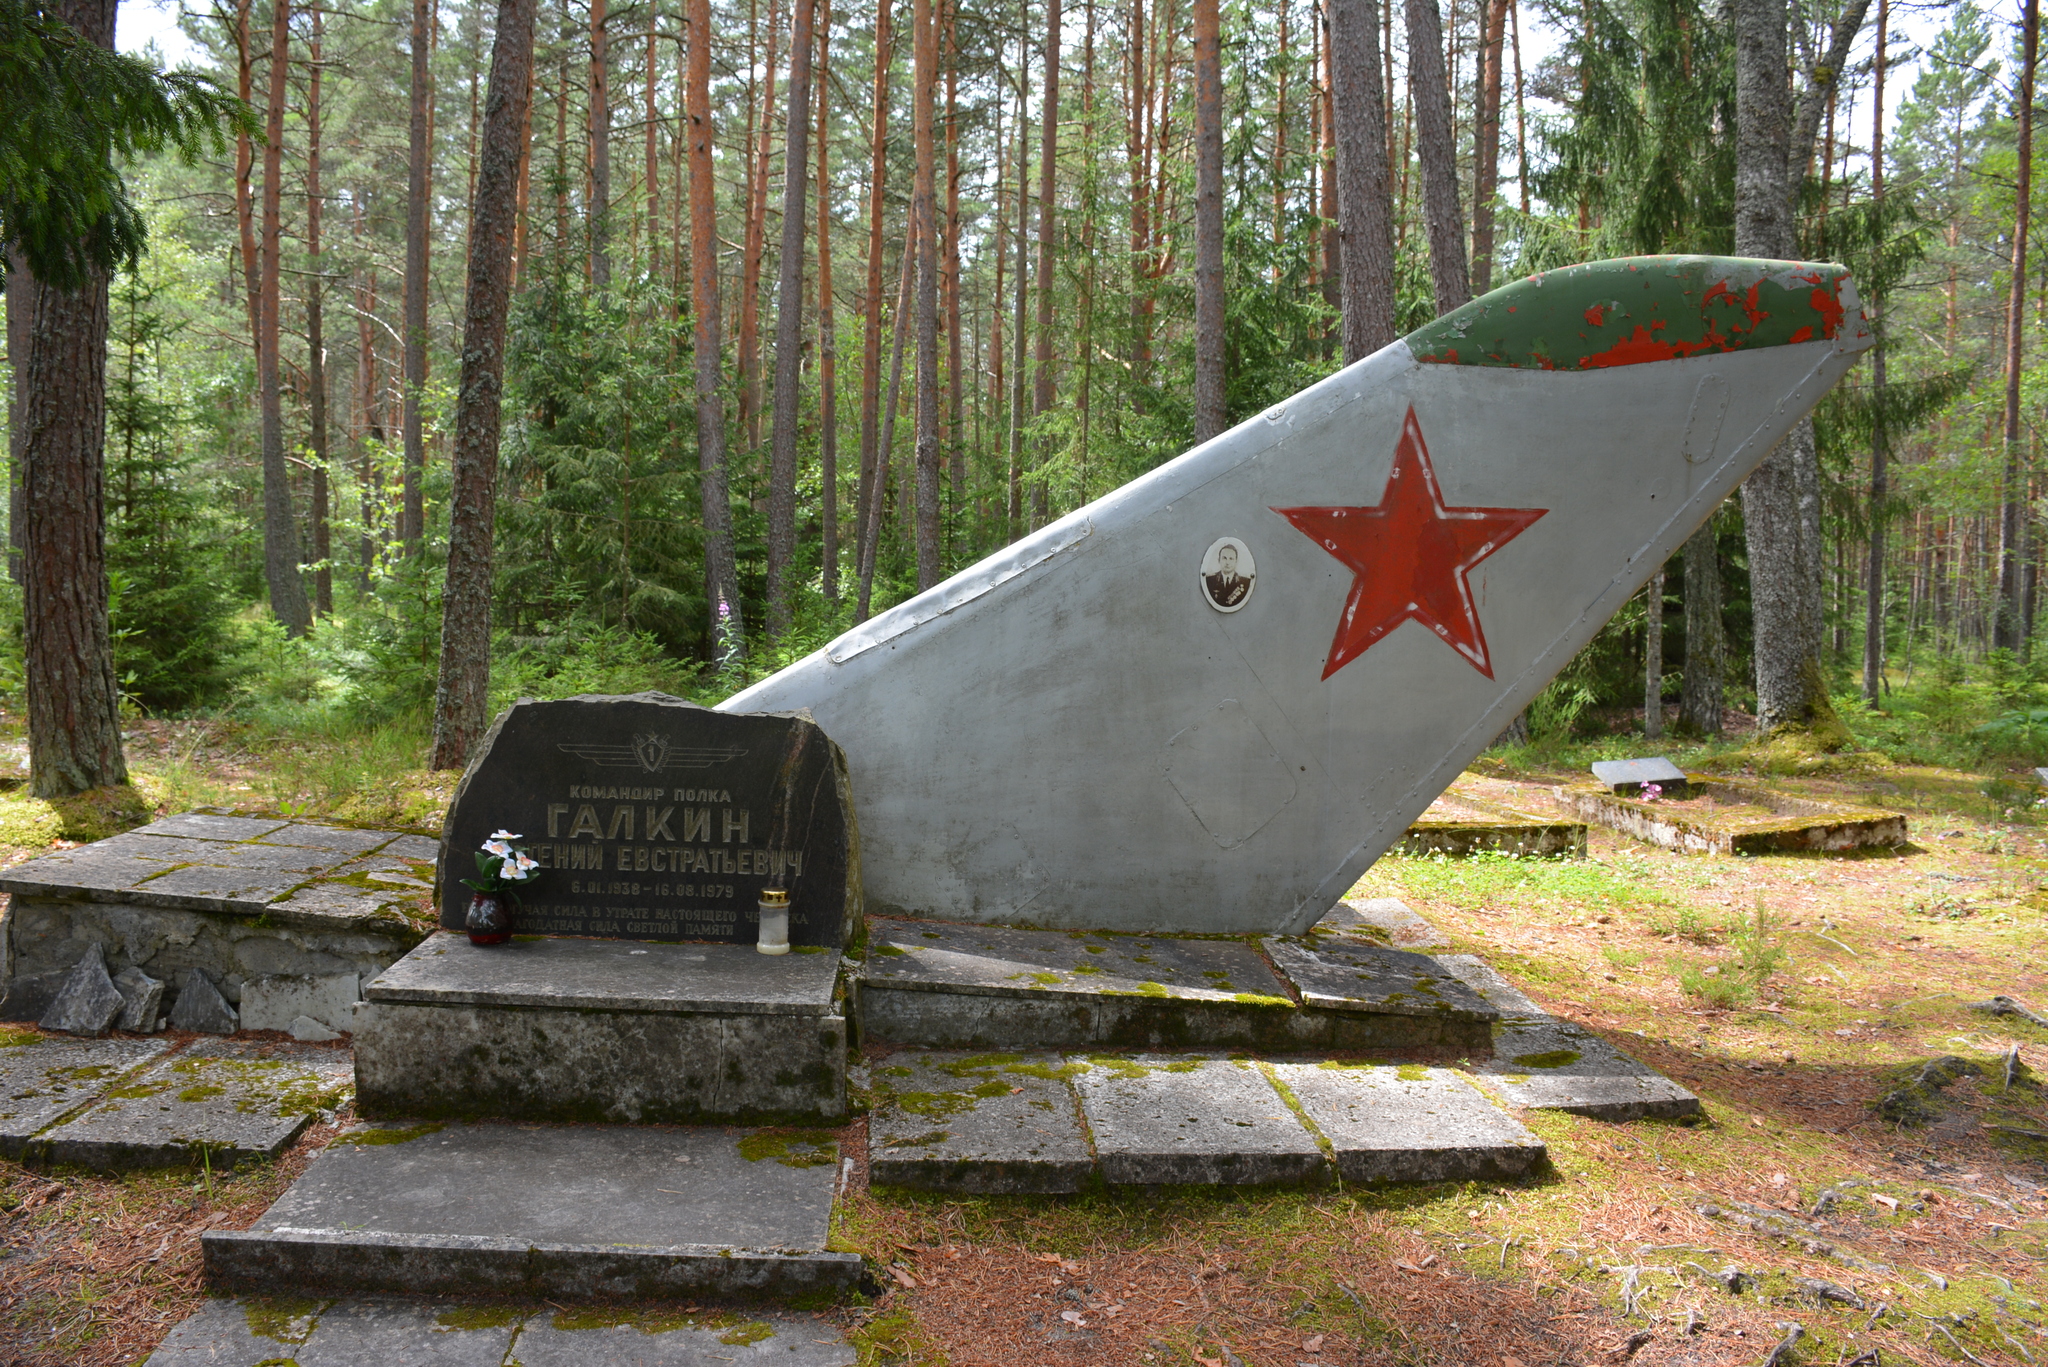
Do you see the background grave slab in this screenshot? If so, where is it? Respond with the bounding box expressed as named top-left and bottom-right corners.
top-left (0, 1035), bottom-right (171, 1158)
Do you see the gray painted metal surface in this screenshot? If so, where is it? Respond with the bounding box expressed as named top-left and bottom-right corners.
top-left (724, 262), bottom-right (1872, 934)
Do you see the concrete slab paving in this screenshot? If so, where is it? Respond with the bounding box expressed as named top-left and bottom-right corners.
top-left (1315, 897), bottom-right (1448, 949)
top-left (1435, 954), bottom-right (1702, 1121)
top-left (860, 918), bottom-right (1315, 1051)
top-left (0, 1033), bottom-right (171, 1158)
top-left (1263, 938), bottom-right (1495, 1054)
top-left (868, 1051), bottom-right (1091, 1194)
top-left (1271, 1062), bottom-right (1546, 1183)
top-left (204, 1120), bottom-right (863, 1301)
top-left (143, 1299), bottom-right (856, 1366)
top-left (35, 1037), bottom-right (352, 1170)
top-left (1073, 1055), bottom-right (1327, 1187)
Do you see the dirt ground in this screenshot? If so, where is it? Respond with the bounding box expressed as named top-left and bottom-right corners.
top-left (4, 743), bottom-right (2048, 1366)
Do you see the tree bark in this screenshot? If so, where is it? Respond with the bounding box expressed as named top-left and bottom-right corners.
top-left (687, 0), bottom-right (745, 666)
top-left (430, 0), bottom-right (538, 770)
top-left (1404, 0), bottom-right (1467, 314)
top-left (233, 0), bottom-right (260, 346)
top-left (817, 0), bottom-right (840, 603)
top-left (1332, 0), bottom-right (1395, 361)
top-left (1644, 570), bottom-right (1664, 738)
top-left (645, 6), bottom-right (660, 284)
top-left (309, 5), bottom-right (332, 617)
top-left (855, 0), bottom-right (892, 579)
top-left (737, 1), bottom-right (781, 451)
top-left (1998, 0), bottom-right (2037, 650)
top-left (1033, 0), bottom-right (1060, 499)
top-left (944, 0), bottom-right (966, 519)
top-left (1862, 0), bottom-right (1888, 702)
top-left (1469, 0), bottom-right (1506, 293)
top-left (1732, 0), bottom-right (1864, 733)
top-left (21, 0), bottom-right (128, 796)
top-left (859, 236), bottom-right (916, 619)
top-left (260, 0), bottom-right (311, 635)
top-left (766, 0), bottom-right (817, 636)
top-left (588, 0), bottom-right (611, 288)
top-left (1191, 0), bottom-right (1225, 441)
top-left (913, 0), bottom-right (943, 586)
top-left (401, 0), bottom-right (434, 549)
top-left (1680, 516), bottom-right (1723, 735)
top-left (1007, 47), bottom-right (1028, 536)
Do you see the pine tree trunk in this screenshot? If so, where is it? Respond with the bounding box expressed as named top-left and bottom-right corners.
top-left (20, 0), bottom-right (129, 798)
top-left (1998, 0), bottom-right (2037, 649)
top-left (1404, 0), bottom-right (1468, 314)
top-left (1032, 0), bottom-right (1060, 503)
top-left (738, 2), bottom-right (782, 452)
top-left (1862, 0), bottom-right (1889, 702)
top-left (856, 0), bottom-right (893, 579)
top-left (402, 0), bottom-right (434, 549)
top-left (430, 0), bottom-right (539, 769)
top-left (1332, 0), bottom-right (1395, 361)
top-left (309, 6), bottom-right (332, 617)
top-left (233, 0), bottom-right (260, 345)
top-left (1191, 0), bottom-right (1225, 441)
top-left (687, 0), bottom-right (745, 665)
top-left (1644, 570), bottom-right (1664, 738)
top-left (817, 0), bottom-right (840, 603)
top-left (913, 0), bottom-right (943, 587)
top-left (766, 0), bottom-right (817, 636)
top-left (1318, 0), bottom-right (1338, 351)
top-left (588, 0), bottom-right (611, 288)
top-left (943, 0), bottom-right (966, 524)
top-left (260, 0), bottom-right (311, 635)
top-left (645, 7), bottom-right (661, 285)
top-left (1680, 515), bottom-right (1724, 735)
top-left (8, 247), bottom-right (26, 585)
top-left (859, 237), bottom-right (916, 619)
top-left (1008, 49), bottom-right (1029, 537)
top-left (1469, 0), bottom-right (1506, 293)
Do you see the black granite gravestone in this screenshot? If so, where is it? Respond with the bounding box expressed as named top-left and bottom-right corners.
top-left (438, 693), bottom-right (860, 947)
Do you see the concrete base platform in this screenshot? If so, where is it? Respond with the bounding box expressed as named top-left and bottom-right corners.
top-left (1399, 789), bottom-right (1586, 858)
top-left (203, 1121), bottom-right (864, 1302)
top-left (0, 1034), bottom-right (171, 1158)
top-left (144, 1297), bottom-right (855, 1366)
top-left (858, 918), bottom-right (1496, 1055)
top-left (1558, 779), bottom-right (1908, 855)
top-left (1437, 955), bottom-right (1703, 1121)
top-left (353, 934), bottom-right (846, 1124)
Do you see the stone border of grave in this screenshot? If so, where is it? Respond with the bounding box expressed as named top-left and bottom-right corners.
top-left (1398, 789), bottom-right (1587, 858)
top-left (1555, 777), bottom-right (1908, 855)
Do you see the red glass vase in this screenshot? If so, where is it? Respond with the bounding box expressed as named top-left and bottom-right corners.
top-left (466, 892), bottom-right (510, 945)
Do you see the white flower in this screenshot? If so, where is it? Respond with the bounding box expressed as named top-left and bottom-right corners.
top-left (483, 840), bottom-right (512, 858)
top-left (502, 853), bottom-right (538, 881)
top-left (488, 829), bottom-right (521, 842)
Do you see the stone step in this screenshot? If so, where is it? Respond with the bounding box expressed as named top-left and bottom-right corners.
top-left (353, 933), bottom-right (848, 1124)
top-left (867, 1049), bottom-right (1545, 1192)
top-left (1435, 955), bottom-right (1703, 1121)
top-left (857, 916), bottom-right (1496, 1055)
top-left (0, 1033), bottom-right (349, 1171)
top-left (145, 1296), bottom-right (856, 1366)
top-left (203, 1120), bottom-right (865, 1302)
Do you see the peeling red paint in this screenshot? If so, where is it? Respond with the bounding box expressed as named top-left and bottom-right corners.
top-left (1788, 325), bottom-right (1814, 344)
top-left (1577, 325), bottom-right (1699, 368)
top-left (1808, 285), bottom-right (1844, 338)
top-left (1585, 304), bottom-right (1609, 326)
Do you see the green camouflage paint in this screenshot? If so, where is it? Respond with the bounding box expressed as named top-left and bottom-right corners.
top-left (1403, 255), bottom-right (1859, 371)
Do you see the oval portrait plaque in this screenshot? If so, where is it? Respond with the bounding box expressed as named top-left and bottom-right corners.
top-left (1198, 536), bottom-right (1257, 613)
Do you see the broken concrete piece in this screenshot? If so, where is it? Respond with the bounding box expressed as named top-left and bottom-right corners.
top-left (240, 972), bottom-right (359, 1035)
top-left (39, 945), bottom-right (125, 1037)
top-left (868, 1051), bottom-right (1092, 1194)
top-left (289, 1015), bottom-right (342, 1043)
top-left (1590, 757), bottom-right (1688, 796)
top-left (1073, 1056), bottom-right (1327, 1187)
top-left (113, 966), bottom-right (164, 1033)
top-left (168, 969), bottom-right (238, 1035)
top-left (1272, 1062), bottom-right (1545, 1183)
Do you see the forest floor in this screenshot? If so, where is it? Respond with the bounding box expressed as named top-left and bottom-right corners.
top-left (2, 715), bottom-right (2048, 1365)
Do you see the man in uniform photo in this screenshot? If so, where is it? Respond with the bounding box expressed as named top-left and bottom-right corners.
top-left (1205, 543), bottom-right (1252, 609)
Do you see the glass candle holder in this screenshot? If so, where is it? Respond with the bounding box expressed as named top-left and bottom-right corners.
top-left (756, 888), bottom-right (791, 955)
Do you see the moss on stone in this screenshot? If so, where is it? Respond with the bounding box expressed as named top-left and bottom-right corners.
top-left (1511, 1050), bottom-right (1582, 1070)
top-left (874, 944), bottom-right (907, 957)
top-left (243, 1296), bottom-right (324, 1343)
top-left (1232, 993), bottom-right (1292, 1008)
top-left (0, 1027), bottom-right (40, 1048)
top-left (178, 1084), bottom-right (227, 1102)
top-left (736, 1129), bottom-right (839, 1166)
top-left (717, 1321), bottom-right (776, 1346)
top-left (337, 1122), bottom-right (445, 1146)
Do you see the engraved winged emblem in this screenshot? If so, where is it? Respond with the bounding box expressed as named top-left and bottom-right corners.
top-left (557, 733), bottom-right (747, 772)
